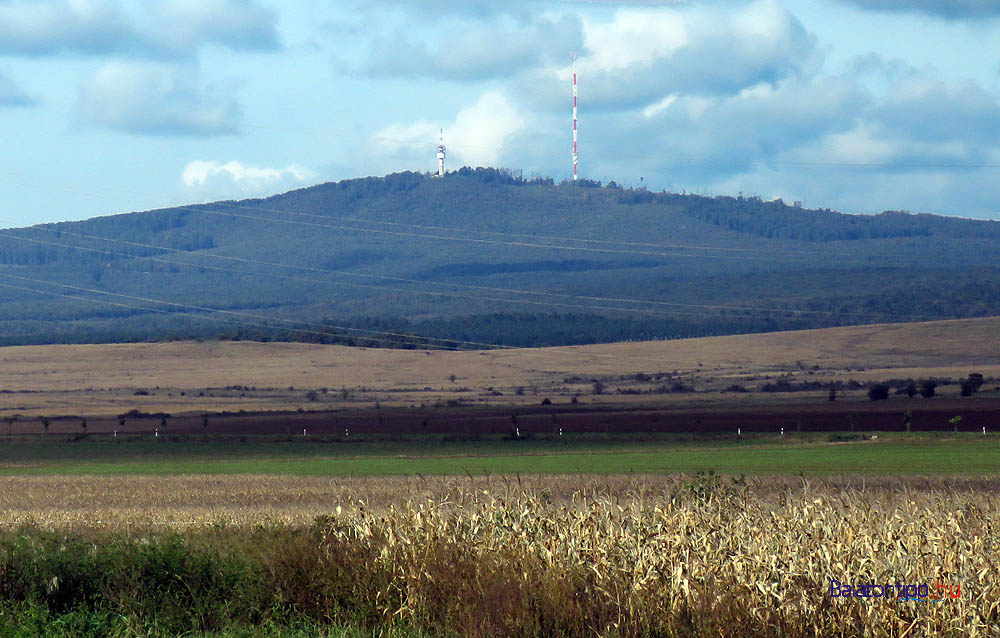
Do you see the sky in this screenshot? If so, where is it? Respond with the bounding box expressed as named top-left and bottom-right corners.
top-left (1, 0), bottom-right (999, 227)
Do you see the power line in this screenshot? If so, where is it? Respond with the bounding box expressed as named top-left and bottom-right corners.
top-left (204, 199), bottom-right (822, 256)
top-left (0, 232), bottom-right (745, 319)
top-left (0, 228), bottom-right (921, 321)
top-left (0, 171), bottom-right (828, 259)
top-left (0, 271), bottom-right (514, 350)
top-left (0, 280), bottom-right (461, 350)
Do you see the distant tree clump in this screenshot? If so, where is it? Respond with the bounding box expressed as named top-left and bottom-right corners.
top-left (960, 373), bottom-right (984, 397)
top-left (867, 384), bottom-right (890, 401)
top-left (919, 380), bottom-right (937, 398)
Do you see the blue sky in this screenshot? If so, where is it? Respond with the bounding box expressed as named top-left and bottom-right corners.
top-left (1, 0), bottom-right (999, 227)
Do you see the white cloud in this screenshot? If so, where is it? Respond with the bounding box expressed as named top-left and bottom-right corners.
top-left (642, 94), bottom-right (677, 118)
top-left (181, 160), bottom-right (313, 199)
top-left (76, 61), bottom-right (240, 136)
top-left (372, 91), bottom-right (525, 168)
top-left (582, 9), bottom-right (687, 72)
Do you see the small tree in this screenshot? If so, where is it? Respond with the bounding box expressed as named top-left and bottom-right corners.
top-left (592, 380), bottom-right (605, 395)
top-left (919, 380), bottom-right (937, 398)
top-left (905, 380), bottom-right (917, 398)
top-left (949, 415), bottom-right (962, 432)
top-left (4, 416), bottom-right (14, 437)
top-left (41, 417), bottom-right (50, 436)
top-left (903, 410), bottom-right (912, 432)
top-left (828, 388), bottom-right (837, 402)
top-left (80, 419), bottom-right (87, 435)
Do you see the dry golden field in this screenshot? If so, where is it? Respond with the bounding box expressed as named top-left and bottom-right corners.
top-left (1, 316), bottom-right (998, 417)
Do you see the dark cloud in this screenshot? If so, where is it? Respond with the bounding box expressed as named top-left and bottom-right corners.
top-left (0, 1), bottom-right (139, 56)
top-left (146, 0), bottom-right (279, 54)
top-left (350, 0), bottom-right (538, 20)
top-left (588, 21), bottom-right (815, 110)
top-left (0, 0), bottom-right (278, 58)
top-left (0, 69), bottom-right (34, 106)
top-left (357, 14), bottom-right (583, 80)
top-left (76, 62), bottom-right (241, 136)
top-left (874, 80), bottom-right (1000, 146)
top-left (510, 4), bottom-right (816, 115)
top-left (598, 75), bottom-right (866, 178)
top-left (837, 0), bottom-right (1000, 19)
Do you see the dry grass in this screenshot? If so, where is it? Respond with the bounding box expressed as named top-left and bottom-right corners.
top-left (1, 316), bottom-right (998, 417)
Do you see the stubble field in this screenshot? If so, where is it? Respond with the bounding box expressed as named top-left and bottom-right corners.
top-left (1, 316), bottom-right (998, 418)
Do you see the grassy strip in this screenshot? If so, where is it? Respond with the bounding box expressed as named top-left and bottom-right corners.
top-left (0, 435), bottom-right (997, 476)
top-left (0, 602), bottom-right (413, 638)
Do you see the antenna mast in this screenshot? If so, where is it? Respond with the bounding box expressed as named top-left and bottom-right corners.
top-left (572, 54), bottom-right (578, 181)
top-left (436, 129), bottom-right (446, 178)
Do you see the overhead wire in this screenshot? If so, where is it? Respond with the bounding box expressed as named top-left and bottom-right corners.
top-left (0, 169), bottom-right (841, 258)
top-left (201, 199), bottom-right (821, 256)
top-left (0, 273), bottom-right (506, 350)
top-left (0, 225), bottom-right (921, 321)
top-left (0, 231), bottom-right (767, 319)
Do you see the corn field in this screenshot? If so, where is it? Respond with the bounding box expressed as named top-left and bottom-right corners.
top-left (1, 474), bottom-right (997, 637)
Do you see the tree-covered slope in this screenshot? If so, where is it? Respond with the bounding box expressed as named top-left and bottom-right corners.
top-left (0, 168), bottom-right (998, 347)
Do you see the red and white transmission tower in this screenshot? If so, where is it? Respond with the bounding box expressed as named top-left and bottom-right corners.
top-left (572, 54), bottom-right (578, 181)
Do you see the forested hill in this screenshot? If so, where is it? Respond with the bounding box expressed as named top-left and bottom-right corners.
top-left (1, 167), bottom-right (998, 348)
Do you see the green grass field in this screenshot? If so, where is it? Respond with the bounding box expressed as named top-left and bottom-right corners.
top-left (1, 433), bottom-right (997, 476)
